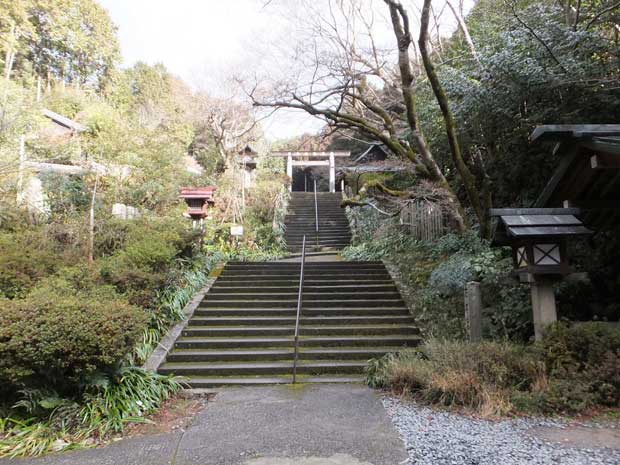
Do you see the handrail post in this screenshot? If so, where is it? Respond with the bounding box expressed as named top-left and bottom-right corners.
top-left (314, 179), bottom-right (319, 247)
top-left (292, 235), bottom-right (306, 384)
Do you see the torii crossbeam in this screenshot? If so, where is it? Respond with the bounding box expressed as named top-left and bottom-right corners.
top-left (270, 151), bottom-right (350, 192)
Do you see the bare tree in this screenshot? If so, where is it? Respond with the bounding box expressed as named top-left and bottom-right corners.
top-left (190, 94), bottom-right (261, 169)
top-left (250, 0), bottom-right (468, 230)
top-left (445, 0), bottom-right (480, 63)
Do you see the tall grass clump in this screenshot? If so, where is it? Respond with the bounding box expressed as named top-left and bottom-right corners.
top-left (0, 368), bottom-right (181, 458)
top-left (367, 323), bottom-right (620, 417)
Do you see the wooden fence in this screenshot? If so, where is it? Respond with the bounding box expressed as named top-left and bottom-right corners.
top-left (399, 200), bottom-right (445, 241)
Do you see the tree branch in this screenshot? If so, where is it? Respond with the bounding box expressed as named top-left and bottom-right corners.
top-left (585, 1), bottom-right (620, 30)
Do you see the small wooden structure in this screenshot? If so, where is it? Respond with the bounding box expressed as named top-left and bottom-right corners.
top-left (533, 124), bottom-right (620, 229)
top-left (180, 186), bottom-right (216, 228)
top-left (353, 142), bottom-right (389, 164)
top-left (271, 151), bottom-right (350, 192)
top-left (490, 208), bottom-right (593, 340)
top-left (400, 200), bottom-right (444, 241)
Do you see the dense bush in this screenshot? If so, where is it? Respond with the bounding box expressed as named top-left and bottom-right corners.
top-left (367, 323), bottom-right (620, 416)
top-left (0, 278), bottom-right (147, 396)
top-left (343, 223), bottom-right (532, 340)
top-left (0, 232), bottom-right (59, 299)
top-left (539, 323), bottom-right (620, 411)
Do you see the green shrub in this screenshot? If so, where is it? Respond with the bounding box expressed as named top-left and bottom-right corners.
top-left (539, 322), bottom-right (620, 411)
top-left (80, 367), bottom-right (182, 436)
top-left (0, 279), bottom-right (147, 396)
top-left (0, 233), bottom-right (59, 299)
top-left (427, 254), bottom-right (475, 296)
top-left (0, 368), bottom-right (182, 458)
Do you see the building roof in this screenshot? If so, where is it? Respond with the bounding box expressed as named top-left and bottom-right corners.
top-left (42, 108), bottom-right (87, 133)
top-left (179, 186), bottom-right (217, 200)
top-left (532, 125), bottom-right (620, 230)
top-left (353, 143), bottom-right (390, 163)
top-left (531, 124), bottom-right (620, 142)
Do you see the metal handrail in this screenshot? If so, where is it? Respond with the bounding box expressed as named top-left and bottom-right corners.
top-left (314, 179), bottom-right (319, 247)
top-left (292, 235), bottom-right (306, 384)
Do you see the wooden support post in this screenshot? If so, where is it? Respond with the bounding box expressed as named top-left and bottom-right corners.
top-left (286, 152), bottom-right (293, 191)
top-left (16, 134), bottom-right (26, 204)
top-left (329, 152), bottom-right (335, 193)
top-left (465, 281), bottom-right (482, 342)
top-left (530, 277), bottom-right (558, 341)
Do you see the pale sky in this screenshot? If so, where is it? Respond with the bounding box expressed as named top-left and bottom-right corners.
top-left (98, 0), bottom-right (471, 141)
top-left (98, 0), bottom-right (324, 140)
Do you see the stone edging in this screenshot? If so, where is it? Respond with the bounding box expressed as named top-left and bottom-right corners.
top-left (142, 267), bottom-right (222, 372)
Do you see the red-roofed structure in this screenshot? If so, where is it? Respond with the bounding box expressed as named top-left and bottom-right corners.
top-left (180, 186), bottom-right (217, 222)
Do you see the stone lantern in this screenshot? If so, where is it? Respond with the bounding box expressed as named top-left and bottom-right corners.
top-left (179, 186), bottom-right (216, 229)
top-left (490, 208), bottom-right (592, 340)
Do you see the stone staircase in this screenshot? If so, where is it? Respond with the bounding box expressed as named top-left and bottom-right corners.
top-left (284, 192), bottom-right (352, 252)
top-left (158, 261), bottom-right (420, 388)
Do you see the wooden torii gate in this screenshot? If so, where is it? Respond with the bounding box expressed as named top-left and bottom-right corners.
top-left (271, 151), bottom-right (350, 192)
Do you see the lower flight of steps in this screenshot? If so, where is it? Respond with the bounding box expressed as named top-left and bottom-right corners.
top-left (284, 192), bottom-right (352, 252)
top-left (158, 261), bottom-right (421, 388)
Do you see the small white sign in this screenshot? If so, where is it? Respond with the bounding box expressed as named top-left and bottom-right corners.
top-left (230, 225), bottom-right (244, 236)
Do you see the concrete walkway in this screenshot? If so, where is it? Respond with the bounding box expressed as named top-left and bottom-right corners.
top-left (3, 385), bottom-right (407, 465)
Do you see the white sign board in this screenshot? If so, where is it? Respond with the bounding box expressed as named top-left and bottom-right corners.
top-left (230, 225), bottom-right (244, 236)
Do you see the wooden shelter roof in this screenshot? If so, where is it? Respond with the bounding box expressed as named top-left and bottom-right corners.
top-left (532, 125), bottom-right (620, 230)
top-left (179, 186), bottom-right (217, 200)
top-left (490, 208), bottom-right (592, 246)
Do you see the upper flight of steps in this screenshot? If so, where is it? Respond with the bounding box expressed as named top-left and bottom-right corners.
top-left (284, 192), bottom-right (351, 252)
top-left (158, 261), bottom-right (421, 388)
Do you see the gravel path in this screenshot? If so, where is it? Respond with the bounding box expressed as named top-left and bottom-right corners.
top-left (383, 397), bottom-right (620, 465)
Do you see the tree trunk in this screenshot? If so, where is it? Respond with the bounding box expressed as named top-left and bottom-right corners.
top-left (384, 0), bottom-right (468, 232)
top-left (446, 0), bottom-right (480, 64)
top-left (419, 0), bottom-right (490, 237)
top-left (4, 25), bottom-right (16, 80)
top-left (88, 173), bottom-right (100, 264)
top-left (16, 135), bottom-right (26, 204)
top-left (36, 76), bottom-right (42, 101)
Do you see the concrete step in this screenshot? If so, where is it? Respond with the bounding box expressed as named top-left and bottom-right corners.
top-left (182, 375), bottom-right (365, 388)
top-left (188, 315), bottom-right (412, 326)
top-left (183, 325), bottom-right (419, 337)
top-left (204, 292), bottom-right (402, 301)
top-left (285, 237), bottom-right (351, 243)
top-left (285, 229), bottom-right (350, 234)
top-left (224, 261), bottom-right (384, 268)
top-left (175, 336), bottom-right (294, 349)
top-left (219, 264), bottom-right (385, 271)
top-left (194, 307), bottom-right (411, 317)
top-left (215, 274), bottom-right (391, 281)
top-left (211, 280), bottom-right (395, 287)
top-left (285, 229), bottom-right (350, 232)
top-left (200, 299), bottom-right (405, 308)
top-left (159, 360), bottom-right (367, 376)
top-left (226, 261), bottom-right (384, 266)
top-left (285, 222), bottom-right (349, 226)
top-left (217, 271), bottom-right (390, 277)
top-left (167, 347), bottom-right (402, 362)
top-left (209, 285), bottom-right (398, 293)
top-left (175, 334), bottom-right (421, 349)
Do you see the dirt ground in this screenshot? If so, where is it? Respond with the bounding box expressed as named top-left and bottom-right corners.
top-left (124, 392), bottom-right (213, 437)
